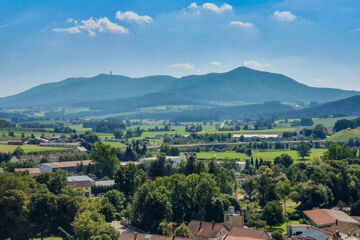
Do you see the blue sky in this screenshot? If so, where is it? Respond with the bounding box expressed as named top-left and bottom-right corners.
top-left (1, 0), bottom-right (360, 97)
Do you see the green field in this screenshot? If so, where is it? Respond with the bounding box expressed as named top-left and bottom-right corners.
top-left (196, 149), bottom-right (327, 162)
top-left (0, 145), bottom-right (68, 153)
top-left (69, 124), bottom-right (92, 133)
top-left (313, 116), bottom-right (359, 128)
top-left (0, 131), bottom-right (72, 141)
top-left (328, 127), bottom-right (360, 141)
top-left (104, 141), bottom-right (127, 148)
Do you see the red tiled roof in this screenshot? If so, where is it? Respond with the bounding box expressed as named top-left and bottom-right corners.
top-left (225, 236), bottom-right (267, 240)
top-left (229, 227), bottom-right (271, 239)
top-left (352, 216), bottom-right (360, 222)
top-left (322, 221), bottom-right (360, 236)
top-left (118, 232), bottom-right (192, 240)
top-left (304, 209), bottom-right (336, 227)
top-left (188, 221), bottom-right (229, 238)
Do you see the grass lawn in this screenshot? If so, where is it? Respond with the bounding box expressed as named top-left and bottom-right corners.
top-left (328, 127), bottom-right (360, 142)
top-left (313, 116), bottom-right (360, 128)
top-left (0, 145), bottom-right (68, 153)
top-left (252, 149), bottom-right (326, 162)
top-left (203, 128), bottom-right (296, 135)
top-left (276, 220), bottom-right (300, 232)
top-left (196, 149), bottom-right (327, 162)
top-left (69, 124), bottom-right (92, 133)
top-left (104, 141), bottom-right (127, 148)
top-left (0, 131), bottom-right (72, 141)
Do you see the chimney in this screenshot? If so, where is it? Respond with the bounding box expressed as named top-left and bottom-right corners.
top-left (199, 221), bottom-right (202, 231)
top-left (336, 219), bottom-right (338, 226)
top-left (212, 221), bottom-right (215, 230)
top-left (134, 232), bottom-right (138, 240)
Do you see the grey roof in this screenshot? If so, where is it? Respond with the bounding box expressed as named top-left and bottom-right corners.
top-left (325, 209), bottom-right (360, 225)
top-left (94, 180), bottom-right (115, 186)
top-left (67, 175), bottom-right (94, 182)
top-left (300, 228), bottom-right (330, 240)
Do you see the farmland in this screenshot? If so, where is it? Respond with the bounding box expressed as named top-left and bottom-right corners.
top-left (0, 144), bottom-right (68, 153)
top-left (328, 127), bottom-right (360, 141)
top-left (197, 149), bottom-right (327, 162)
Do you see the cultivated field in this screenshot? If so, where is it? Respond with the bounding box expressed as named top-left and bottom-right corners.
top-left (196, 149), bottom-right (327, 162)
top-left (0, 144), bottom-right (68, 153)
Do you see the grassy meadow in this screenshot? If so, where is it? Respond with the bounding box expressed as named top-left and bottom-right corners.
top-left (197, 149), bottom-right (327, 162)
top-left (0, 144), bottom-right (68, 153)
top-left (328, 127), bottom-right (360, 141)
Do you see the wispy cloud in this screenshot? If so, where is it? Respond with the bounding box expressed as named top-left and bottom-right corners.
top-left (188, 2), bottom-right (232, 13)
top-left (115, 11), bottom-right (153, 24)
top-left (53, 17), bottom-right (129, 36)
top-left (273, 11), bottom-right (296, 22)
top-left (243, 60), bottom-right (271, 70)
top-left (230, 21), bottom-right (253, 27)
top-left (347, 27), bottom-right (360, 34)
top-left (0, 11), bottom-right (38, 29)
top-left (168, 63), bottom-right (194, 69)
top-left (210, 61), bottom-right (222, 67)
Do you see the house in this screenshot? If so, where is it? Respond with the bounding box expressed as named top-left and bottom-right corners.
top-left (228, 227), bottom-right (271, 240)
top-left (303, 209), bottom-right (360, 228)
top-left (40, 160), bottom-right (92, 173)
top-left (232, 134), bottom-right (278, 141)
top-left (223, 206), bottom-right (244, 228)
top-left (166, 156), bottom-right (186, 165)
top-left (39, 142), bottom-right (81, 148)
top-left (67, 175), bottom-right (94, 197)
top-left (118, 232), bottom-right (192, 240)
top-left (139, 157), bottom-right (157, 164)
top-left (76, 146), bottom-right (88, 152)
top-left (14, 168), bottom-right (41, 177)
top-left (286, 224), bottom-right (312, 237)
top-left (120, 162), bottom-right (140, 167)
top-left (138, 156), bottom-right (186, 165)
top-left (321, 221), bottom-right (360, 239)
top-left (8, 141), bottom-right (24, 145)
top-left (187, 220), bottom-right (230, 240)
top-left (292, 227), bottom-right (331, 240)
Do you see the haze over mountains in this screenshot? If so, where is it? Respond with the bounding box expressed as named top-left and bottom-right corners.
top-left (0, 66), bottom-right (359, 120)
top-left (1, 67), bottom-right (358, 108)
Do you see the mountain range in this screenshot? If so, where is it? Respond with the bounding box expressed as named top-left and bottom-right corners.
top-left (1, 67), bottom-right (358, 107)
top-left (0, 66), bottom-right (358, 119)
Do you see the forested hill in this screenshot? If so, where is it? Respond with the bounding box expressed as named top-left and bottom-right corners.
top-left (0, 67), bottom-right (357, 109)
top-left (0, 74), bottom-right (178, 107)
top-left (281, 95), bottom-right (360, 118)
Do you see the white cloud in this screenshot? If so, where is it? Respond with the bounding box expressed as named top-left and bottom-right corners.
top-left (168, 63), bottom-right (194, 69)
top-left (115, 11), bottom-right (153, 24)
top-left (188, 2), bottom-right (232, 13)
top-left (243, 60), bottom-right (271, 70)
top-left (210, 61), bottom-right (222, 67)
top-left (53, 26), bottom-right (81, 34)
top-left (188, 3), bottom-right (198, 9)
top-left (273, 11), bottom-right (296, 22)
top-left (230, 21), bottom-right (253, 27)
top-left (53, 17), bottom-right (129, 36)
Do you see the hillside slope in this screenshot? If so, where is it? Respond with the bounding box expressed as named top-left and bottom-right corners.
top-left (328, 127), bottom-right (360, 141)
top-left (0, 67), bottom-right (357, 109)
top-left (0, 74), bottom-right (177, 107)
top-left (283, 95), bottom-right (360, 118)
